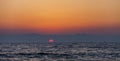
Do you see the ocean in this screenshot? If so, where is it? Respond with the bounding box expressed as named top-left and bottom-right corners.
top-left (0, 42), bottom-right (120, 61)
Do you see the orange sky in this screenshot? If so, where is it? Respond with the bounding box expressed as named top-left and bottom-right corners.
top-left (0, 0), bottom-right (120, 34)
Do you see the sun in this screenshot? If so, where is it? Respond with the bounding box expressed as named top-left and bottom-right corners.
top-left (48, 39), bottom-right (54, 43)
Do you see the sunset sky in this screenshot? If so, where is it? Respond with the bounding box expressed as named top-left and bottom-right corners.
top-left (0, 0), bottom-right (120, 35)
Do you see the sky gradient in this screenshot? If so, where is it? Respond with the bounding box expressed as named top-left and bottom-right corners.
top-left (0, 0), bottom-right (120, 35)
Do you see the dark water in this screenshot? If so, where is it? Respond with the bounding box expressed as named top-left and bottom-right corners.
top-left (0, 42), bottom-right (120, 61)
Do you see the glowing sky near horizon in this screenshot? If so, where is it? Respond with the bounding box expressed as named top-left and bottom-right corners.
top-left (0, 0), bottom-right (120, 34)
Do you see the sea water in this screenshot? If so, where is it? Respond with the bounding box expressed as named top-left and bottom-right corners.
top-left (0, 42), bottom-right (120, 61)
